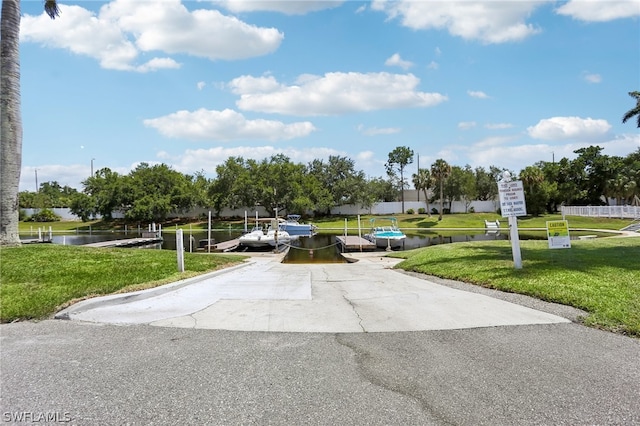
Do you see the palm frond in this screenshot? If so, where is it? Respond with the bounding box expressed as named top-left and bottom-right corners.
top-left (622, 91), bottom-right (640, 128)
top-left (44, 0), bottom-right (60, 20)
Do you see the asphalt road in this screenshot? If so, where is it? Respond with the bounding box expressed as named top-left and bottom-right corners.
top-left (2, 254), bottom-right (639, 425)
top-left (2, 318), bottom-right (639, 425)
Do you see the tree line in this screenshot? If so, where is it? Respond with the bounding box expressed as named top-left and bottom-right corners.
top-left (19, 146), bottom-right (640, 222)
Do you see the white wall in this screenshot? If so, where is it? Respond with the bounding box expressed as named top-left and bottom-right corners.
top-left (330, 200), bottom-right (498, 215)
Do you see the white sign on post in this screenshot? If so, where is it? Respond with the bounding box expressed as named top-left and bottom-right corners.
top-left (498, 180), bottom-right (527, 217)
top-left (498, 175), bottom-right (526, 269)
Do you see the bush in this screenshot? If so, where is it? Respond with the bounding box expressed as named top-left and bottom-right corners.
top-left (28, 209), bottom-right (61, 222)
top-left (406, 208), bottom-right (415, 214)
top-left (469, 206), bottom-right (475, 213)
top-left (19, 209), bottom-right (28, 221)
top-left (418, 208), bottom-right (426, 214)
top-left (431, 208), bottom-right (438, 215)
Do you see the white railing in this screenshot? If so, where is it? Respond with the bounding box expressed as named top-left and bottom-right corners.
top-left (561, 205), bottom-right (640, 219)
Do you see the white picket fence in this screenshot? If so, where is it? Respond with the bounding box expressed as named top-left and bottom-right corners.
top-left (561, 205), bottom-right (640, 219)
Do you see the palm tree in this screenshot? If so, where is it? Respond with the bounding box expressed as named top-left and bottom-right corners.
top-left (412, 168), bottom-right (432, 216)
top-left (430, 159), bottom-right (451, 221)
top-left (622, 91), bottom-right (640, 128)
top-left (1, 0), bottom-right (59, 246)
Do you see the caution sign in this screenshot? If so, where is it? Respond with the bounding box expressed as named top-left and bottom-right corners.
top-left (546, 220), bottom-right (571, 249)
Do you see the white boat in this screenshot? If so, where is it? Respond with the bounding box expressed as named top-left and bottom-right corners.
top-left (364, 217), bottom-right (406, 250)
top-left (239, 220), bottom-right (296, 249)
top-left (279, 214), bottom-right (318, 236)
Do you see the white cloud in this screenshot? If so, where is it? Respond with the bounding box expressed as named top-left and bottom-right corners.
top-left (427, 61), bottom-right (439, 70)
top-left (458, 121), bottom-right (477, 130)
top-left (582, 72), bottom-right (602, 84)
top-left (21, 0), bottom-right (283, 71)
top-left (468, 90), bottom-right (490, 99)
top-left (144, 108), bottom-right (316, 141)
top-left (485, 123), bottom-right (514, 130)
top-left (371, 0), bottom-right (543, 44)
top-left (197, 81), bottom-right (206, 90)
top-left (556, 0), bottom-right (640, 22)
top-left (527, 116), bottom-right (612, 141)
top-left (216, 0), bottom-right (344, 15)
top-left (158, 145), bottom-right (346, 176)
top-left (467, 133), bottom-right (640, 173)
top-left (229, 72), bottom-right (447, 116)
top-left (385, 53), bottom-right (414, 70)
top-left (357, 125), bottom-right (402, 136)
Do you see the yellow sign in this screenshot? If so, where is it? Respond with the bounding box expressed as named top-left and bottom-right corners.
top-left (546, 220), bottom-right (571, 249)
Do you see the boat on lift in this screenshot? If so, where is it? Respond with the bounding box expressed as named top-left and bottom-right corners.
top-left (278, 214), bottom-right (318, 236)
top-left (364, 217), bottom-right (406, 250)
top-left (239, 219), bottom-right (296, 249)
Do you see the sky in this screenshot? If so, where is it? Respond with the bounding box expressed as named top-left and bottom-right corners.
top-left (17, 0), bottom-right (640, 192)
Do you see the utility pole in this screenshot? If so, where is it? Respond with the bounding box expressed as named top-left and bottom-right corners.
top-left (91, 158), bottom-right (95, 177)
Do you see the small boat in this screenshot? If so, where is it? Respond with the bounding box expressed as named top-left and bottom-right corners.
top-left (279, 214), bottom-right (318, 236)
top-left (239, 219), bottom-right (296, 249)
top-left (364, 217), bottom-right (406, 250)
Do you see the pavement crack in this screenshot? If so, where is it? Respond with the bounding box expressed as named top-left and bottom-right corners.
top-left (335, 335), bottom-right (456, 425)
top-left (343, 295), bottom-right (366, 332)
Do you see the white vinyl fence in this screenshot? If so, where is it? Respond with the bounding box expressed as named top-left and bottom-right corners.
top-left (561, 205), bottom-right (640, 219)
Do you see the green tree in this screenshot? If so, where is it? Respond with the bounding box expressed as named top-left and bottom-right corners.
top-left (475, 166), bottom-right (501, 201)
top-left (622, 91), bottom-right (640, 128)
top-left (430, 159), bottom-right (451, 220)
top-left (573, 146), bottom-right (616, 205)
top-left (83, 168), bottom-right (126, 220)
top-left (18, 191), bottom-right (36, 209)
top-left (307, 156), bottom-right (367, 214)
top-left (124, 163), bottom-right (196, 222)
top-left (385, 146), bottom-right (414, 213)
top-left (519, 166), bottom-right (550, 216)
top-left (363, 177), bottom-right (397, 205)
top-left (1, 0), bottom-right (59, 245)
top-left (209, 157), bottom-right (254, 215)
top-left (69, 192), bottom-right (96, 222)
top-left (412, 168), bottom-right (433, 216)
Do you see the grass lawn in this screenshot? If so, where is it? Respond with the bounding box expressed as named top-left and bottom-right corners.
top-left (0, 245), bottom-right (245, 322)
top-left (389, 237), bottom-right (640, 337)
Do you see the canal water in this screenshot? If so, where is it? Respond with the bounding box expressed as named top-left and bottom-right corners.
top-left (23, 230), bottom-right (532, 263)
top-left (26, 229), bottom-right (540, 264)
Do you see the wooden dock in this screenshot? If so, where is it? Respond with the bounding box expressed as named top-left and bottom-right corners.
top-left (335, 235), bottom-right (376, 251)
top-left (83, 238), bottom-right (163, 248)
top-left (196, 238), bottom-right (241, 253)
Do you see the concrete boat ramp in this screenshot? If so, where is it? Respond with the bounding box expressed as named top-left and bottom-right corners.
top-left (57, 252), bottom-right (570, 333)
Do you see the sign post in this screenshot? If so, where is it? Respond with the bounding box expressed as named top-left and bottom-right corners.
top-left (498, 172), bottom-right (527, 269)
top-left (176, 229), bottom-right (185, 272)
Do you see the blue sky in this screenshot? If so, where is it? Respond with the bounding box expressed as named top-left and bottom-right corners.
top-left (18, 0), bottom-right (640, 191)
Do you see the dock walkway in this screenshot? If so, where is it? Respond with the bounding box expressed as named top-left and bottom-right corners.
top-left (335, 235), bottom-right (376, 251)
top-left (83, 238), bottom-right (163, 248)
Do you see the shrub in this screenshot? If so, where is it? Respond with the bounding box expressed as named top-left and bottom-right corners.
top-left (28, 209), bottom-right (61, 222)
top-left (418, 208), bottom-right (426, 214)
top-left (406, 208), bottom-right (415, 214)
top-left (19, 209), bottom-right (28, 221)
top-left (469, 206), bottom-right (475, 213)
top-left (431, 208), bottom-right (439, 215)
